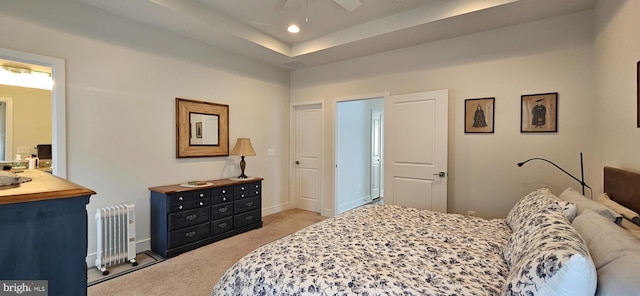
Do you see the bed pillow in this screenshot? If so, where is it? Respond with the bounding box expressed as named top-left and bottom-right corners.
top-left (502, 210), bottom-right (597, 296)
top-left (556, 199), bottom-right (578, 223)
top-left (571, 210), bottom-right (640, 296)
top-left (572, 210), bottom-right (640, 269)
top-left (559, 187), bottom-right (622, 225)
top-left (505, 187), bottom-right (562, 232)
top-left (594, 193), bottom-right (640, 225)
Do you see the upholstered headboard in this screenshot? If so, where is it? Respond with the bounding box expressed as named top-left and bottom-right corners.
top-left (604, 166), bottom-right (640, 214)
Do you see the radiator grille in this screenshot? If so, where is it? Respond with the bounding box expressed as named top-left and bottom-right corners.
top-left (95, 204), bottom-right (137, 275)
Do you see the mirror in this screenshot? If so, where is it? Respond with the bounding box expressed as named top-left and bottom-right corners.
top-left (189, 113), bottom-right (219, 145)
top-left (176, 98), bottom-right (228, 158)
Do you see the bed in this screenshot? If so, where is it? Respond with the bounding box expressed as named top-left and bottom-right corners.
top-left (212, 166), bottom-right (640, 296)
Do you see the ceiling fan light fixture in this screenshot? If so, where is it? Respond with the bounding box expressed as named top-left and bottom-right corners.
top-left (287, 25), bottom-right (300, 33)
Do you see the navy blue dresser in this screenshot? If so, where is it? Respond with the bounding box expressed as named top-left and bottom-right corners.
top-left (0, 170), bottom-right (95, 296)
top-left (149, 178), bottom-right (263, 258)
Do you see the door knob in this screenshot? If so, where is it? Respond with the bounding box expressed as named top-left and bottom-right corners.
top-left (433, 172), bottom-right (446, 177)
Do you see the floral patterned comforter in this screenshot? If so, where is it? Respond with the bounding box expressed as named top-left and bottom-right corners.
top-left (212, 205), bottom-right (512, 296)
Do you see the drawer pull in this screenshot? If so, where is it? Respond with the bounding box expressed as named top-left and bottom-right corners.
top-left (245, 215), bottom-right (253, 221)
top-left (222, 189), bottom-right (226, 194)
top-left (186, 214), bottom-right (198, 221)
top-left (254, 184), bottom-right (259, 189)
top-left (179, 196), bottom-right (184, 201)
top-left (246, 202), bottom-right (254, 207)
top-left (199, 193), bottom-right (204, 197)
top-left (178, 205), bottom-right (183, 210)
top-left (185, 231), bottom-right (196, 238)
top-left (199, 202), bottom-right (204, 206)
top-left (218, 223), bottom-right (227, 228)
top-left (241, 194), bottom-right (245, 198)
top-left (222, 197), bottom-right (227, 202)
top-left (240, 186), bottom-right (245, 190)
top-left (255, 191), bottom-right (259, 195)
top-left (219, 208), bottom-right (228, 213)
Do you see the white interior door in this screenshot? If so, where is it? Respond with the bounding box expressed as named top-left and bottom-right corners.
top-left (293, 104), bottom-right (322, 213)
top-left (384, 89), bottom-right (448, 212)
top-left (371, 110), bottom-right (382, 200)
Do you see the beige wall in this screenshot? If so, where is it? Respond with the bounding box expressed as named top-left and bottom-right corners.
top-left (291, 11), bottom-right (595, 218)
top-left (0, 0), bottom-right (291, 264)
top-left (593, 0), bottom-right (640, 188)
top-left (0, 85), bottom-right (52, 159)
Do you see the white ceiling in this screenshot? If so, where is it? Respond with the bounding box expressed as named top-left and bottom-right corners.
top-left (72, 0), bottom-right (598, 70)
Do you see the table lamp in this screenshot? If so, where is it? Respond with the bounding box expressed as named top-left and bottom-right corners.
top-left (230, 138), bottom-right (256, 179)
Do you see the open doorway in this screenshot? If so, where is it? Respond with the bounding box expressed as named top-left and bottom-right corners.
top-left (335, 97), bottom-right (384, 214)
top-left (0, 48), bottom-right (66, 177)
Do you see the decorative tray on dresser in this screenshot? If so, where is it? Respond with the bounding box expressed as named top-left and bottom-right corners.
top-left (149, 177), bottom-right (263, 258)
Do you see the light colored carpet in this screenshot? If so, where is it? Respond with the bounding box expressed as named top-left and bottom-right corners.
top-left (88, 208), bottom-right (325, 296)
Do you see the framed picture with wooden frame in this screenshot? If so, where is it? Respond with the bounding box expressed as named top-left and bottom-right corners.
top-left (521, 92), bottom-right (558, 133)
top-left (464, 97), bottom-right (495, 133)
top-left (176, 98), bottom-right (229, 158)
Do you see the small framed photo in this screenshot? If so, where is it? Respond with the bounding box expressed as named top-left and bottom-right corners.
top-left (521, 92), bottom-right (558, 133)
top-left (195, 121), bottom-right (203, 138)
top-left (465, 97), bottom-right (494, 133)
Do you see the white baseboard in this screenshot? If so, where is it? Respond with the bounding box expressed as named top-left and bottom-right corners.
top-left (336, 195), bottom-right (371, 214)
top-left (262, 203), bottom-right (292, 216)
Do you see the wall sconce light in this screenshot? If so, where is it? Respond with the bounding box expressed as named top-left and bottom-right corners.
top-left (230, 138), bottom-right (256, 179)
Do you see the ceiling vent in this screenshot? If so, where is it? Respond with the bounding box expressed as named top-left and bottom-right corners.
top-left (283, 61), bottom-right (308, 70)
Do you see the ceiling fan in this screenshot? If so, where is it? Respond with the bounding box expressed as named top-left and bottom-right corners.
top-left (281, 0), bottom-right (362, 14)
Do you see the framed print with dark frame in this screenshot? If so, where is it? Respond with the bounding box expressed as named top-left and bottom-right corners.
top-left (521, 92), bottom-right (558, 133)
top-left (465, 97), bottom-right (495, 133)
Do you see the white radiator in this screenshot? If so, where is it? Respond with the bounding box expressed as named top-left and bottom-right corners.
top-left (95, 204), bottom-right (138, 275)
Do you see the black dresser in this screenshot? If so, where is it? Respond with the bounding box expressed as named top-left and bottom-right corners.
top-left (149, 178), bottom-right (263, 258)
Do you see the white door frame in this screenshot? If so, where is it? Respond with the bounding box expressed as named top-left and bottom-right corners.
top-left (0, 47), bottom-right (66, 177)
top-left (289, 101), bottom-right (324, 214)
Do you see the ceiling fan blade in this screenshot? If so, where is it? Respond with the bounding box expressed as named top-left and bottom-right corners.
top-left (280, 0), bottom-right (304, 14)
top-left (333, 0), bottom-right (362, 12)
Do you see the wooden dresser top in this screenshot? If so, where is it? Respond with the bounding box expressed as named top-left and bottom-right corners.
top-left (149, 177), bottom-right (263, 194)
top-left (0, 170), bottom-right (96, 205)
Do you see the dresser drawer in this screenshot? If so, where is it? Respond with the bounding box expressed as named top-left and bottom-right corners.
top-left (169, 223), bottom-right (210, 248)
top-left (211, 194), bottom-right (233, 205)
top-left (234, 209), bottom-right (261, 228)
top-left (211, 186), bottom-right (233, 196)
top-left (234, 196), bottom-right (260, 214)
top-left (211, 202), bottom-right (233, 220)
top-left (211, 217), bottom-right (233, 235)
top-left (168, 190), bottom-right (210, 204)
top-left (168, 207), bottom-right (210, 231)
top-left (169, 199), bottom-right (209, 213)
top-left (234, 181), bottom-right (260, 191)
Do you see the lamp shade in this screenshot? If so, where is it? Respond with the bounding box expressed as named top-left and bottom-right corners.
top-left (230, 138), bottom-right (256, 156)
